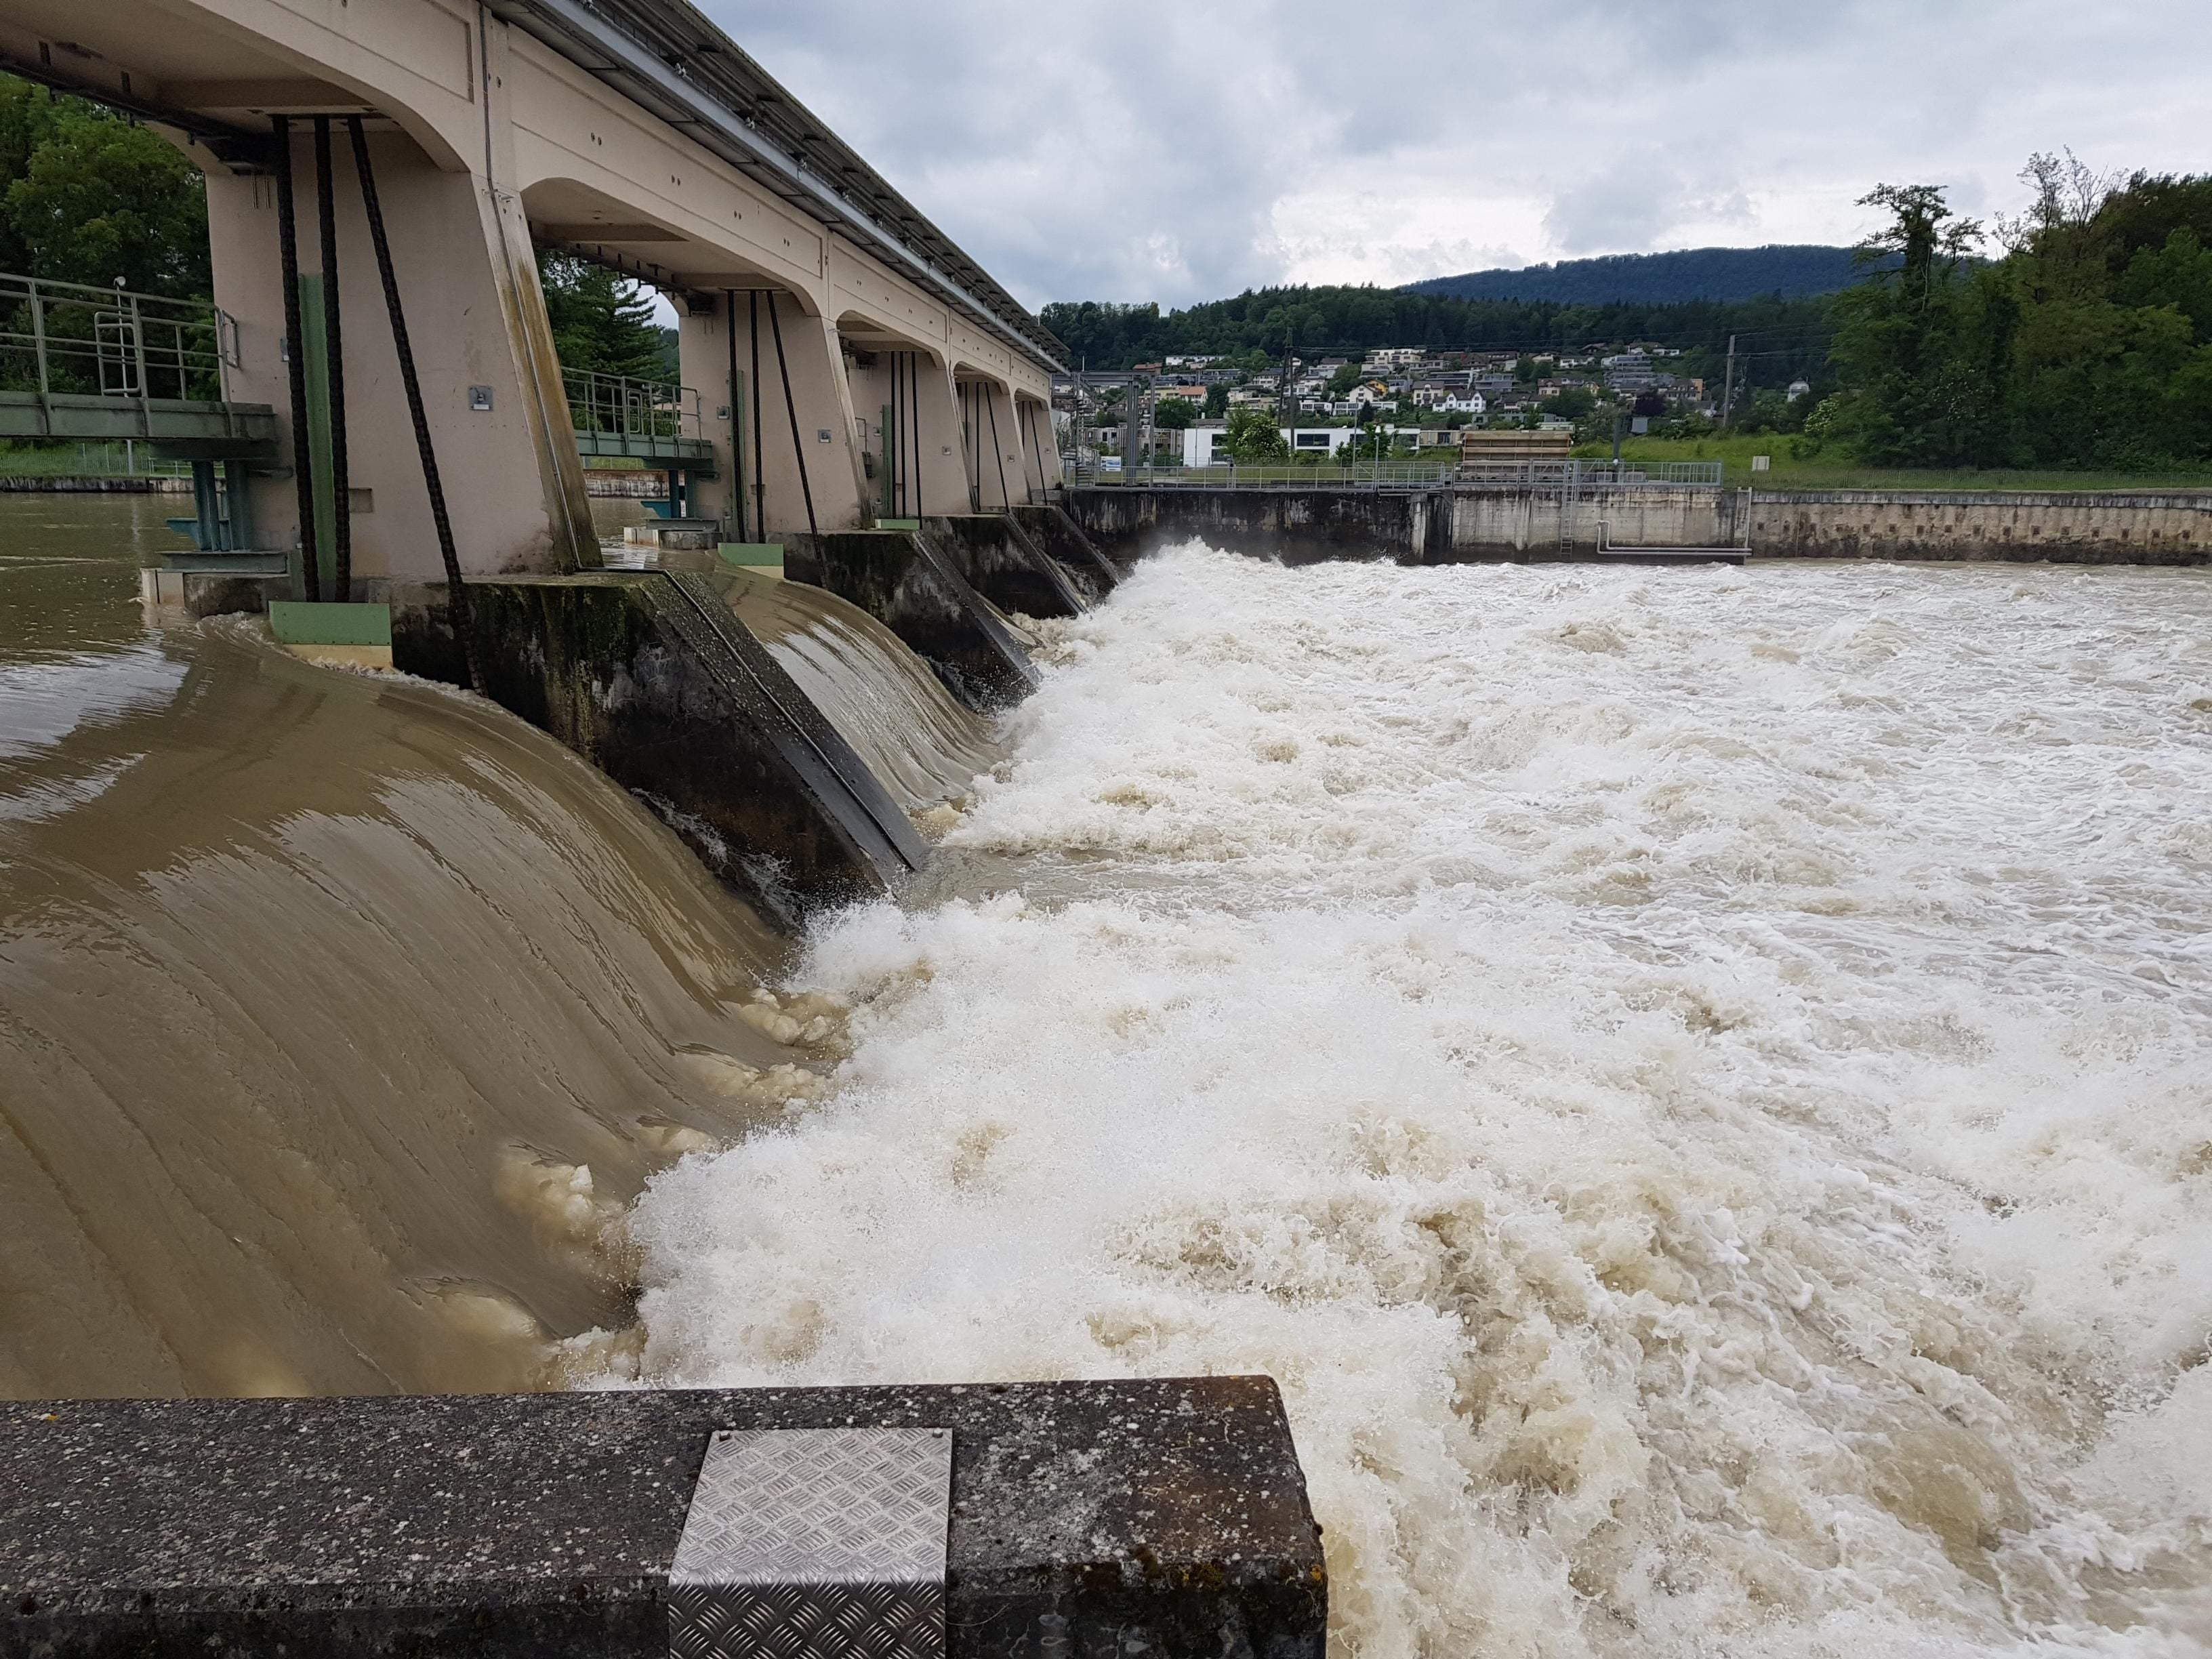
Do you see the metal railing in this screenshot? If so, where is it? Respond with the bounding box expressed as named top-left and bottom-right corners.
top-left (1457, 459), bottom-right (1725, 488)
top-left (1059, 455), bottom-right (1726, 492)
top-left (1062, 455), bottom-right (1463, 490)
top-left (0, 273), bottom-right (235, 405)
top-left (563, 367), bottom-right (704, 451)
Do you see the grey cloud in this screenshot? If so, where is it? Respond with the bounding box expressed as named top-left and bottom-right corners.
top-left (701, 0), bottom-right (2212, 308)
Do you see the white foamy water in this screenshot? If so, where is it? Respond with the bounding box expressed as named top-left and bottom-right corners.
top-left (621, 548), bottom-right (2212, 1657)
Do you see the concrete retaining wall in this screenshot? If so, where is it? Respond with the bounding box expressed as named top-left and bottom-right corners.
top-left (1066, 487), bottom-right (1436, 565)
top-left (1, 1379), bottom-right (1324, 1659)
top-left (1065, 485), bottom-right (2212, 566)
top-left (1439, 486), bottom-right (1742, 558)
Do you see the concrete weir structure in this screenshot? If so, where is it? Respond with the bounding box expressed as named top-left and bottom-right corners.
top-left (0, 1380), bottom-right (1327, 1659)
top-left (0, 0), bottom-right (1065, 584)
top-left (0, 0), bottom-right (1089, 906)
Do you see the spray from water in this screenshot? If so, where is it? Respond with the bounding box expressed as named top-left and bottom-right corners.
top-left (620, 547), bottom-right (2212, 1658)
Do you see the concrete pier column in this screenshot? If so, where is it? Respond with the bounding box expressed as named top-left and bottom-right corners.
top-left (958, 378), bottom-right (1021, 510)
top-left (203, 127), bottom-right (598, 586)
top-left (680, 291), bottom-right (867, 541)
top-left (846, 348), bottom-right (968, 523)
top-left (1016, 394), bottom-right (1062, 496)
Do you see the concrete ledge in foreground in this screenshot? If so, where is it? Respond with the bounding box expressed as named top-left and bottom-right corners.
top-left (1, 1378), bottom-right (1325, 1659)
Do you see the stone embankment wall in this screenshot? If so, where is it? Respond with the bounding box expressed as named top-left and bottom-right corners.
top-left (583, 472), bottom-right (665, 497)
top-left (1749, 490), bottom-right (2211, 564)
top-left (0, 474), bottom-right (191, 493)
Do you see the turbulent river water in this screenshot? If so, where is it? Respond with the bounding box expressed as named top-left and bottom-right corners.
top-left (4, 497), bottom-right (2209, 1656)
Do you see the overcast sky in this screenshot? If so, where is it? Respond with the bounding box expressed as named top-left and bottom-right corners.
top-left (697, 1), bottom-right (2212, 314)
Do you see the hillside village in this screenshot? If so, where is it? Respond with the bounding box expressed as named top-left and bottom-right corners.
top-left (1052, 342), bottom-right (1811, 468)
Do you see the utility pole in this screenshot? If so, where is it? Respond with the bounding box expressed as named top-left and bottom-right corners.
top-left (1721, 334), bottom-right (1738, 429)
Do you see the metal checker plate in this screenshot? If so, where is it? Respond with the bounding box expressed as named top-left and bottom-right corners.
top-left (668, 1427), bottom-right (949, 1659)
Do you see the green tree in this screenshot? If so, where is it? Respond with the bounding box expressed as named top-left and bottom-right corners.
top-left (1826, 182), bottom-right (1992, 464)
top-left (537, 249), bottom-right (667, 380)
top-left (0, 76), bottom-right (208, 297)
top-left (1203, 382), bottom-right (1229, 418)
top-left (1221, 403), bottom-right (1288, 463)
top-left (1152, 394), bottom-right (1197, 430)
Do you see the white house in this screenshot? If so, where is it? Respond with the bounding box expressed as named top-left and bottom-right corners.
top-left (1435, 392), bottom-right (1486, 415)
top-left (1181, 425), bottom-right (1358, 466)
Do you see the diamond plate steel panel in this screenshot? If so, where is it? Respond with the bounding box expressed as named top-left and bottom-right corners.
top-left (669, 1427), bottom-right (949, 1659)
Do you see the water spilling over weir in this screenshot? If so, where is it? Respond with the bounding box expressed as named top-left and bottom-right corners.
top-left (4, 498), bottom-right (2209, 1654)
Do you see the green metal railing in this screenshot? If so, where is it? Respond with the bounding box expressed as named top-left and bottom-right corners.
top-left (562, 367), bottom-right (708, 457)
top-left (0, 272), bottom-right (235, 405)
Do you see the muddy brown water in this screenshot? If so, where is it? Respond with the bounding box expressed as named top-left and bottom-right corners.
top-left (0, 497), bottom-right (824, 1396)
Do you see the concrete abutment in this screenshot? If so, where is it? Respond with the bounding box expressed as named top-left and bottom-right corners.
top-left (1, 1380), bottom-right (1326, 1659)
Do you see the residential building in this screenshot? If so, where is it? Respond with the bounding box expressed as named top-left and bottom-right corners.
top-left (1180, 424), bottom-right (1359, 466)
top-left (1603, 352), bottom-right (1658, 392)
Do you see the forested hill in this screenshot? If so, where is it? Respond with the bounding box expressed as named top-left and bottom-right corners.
top-left (1403, 245), bottom-right (1862, 305)
top-left (1038, 286), bottom-right (1833, 377)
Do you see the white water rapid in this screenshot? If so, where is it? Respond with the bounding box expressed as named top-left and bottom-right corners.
top-left (617, 546), bottom-right (2212, 1658)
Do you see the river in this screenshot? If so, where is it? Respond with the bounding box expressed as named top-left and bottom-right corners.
top-left (3, 497), bottom-right (2209, 1655)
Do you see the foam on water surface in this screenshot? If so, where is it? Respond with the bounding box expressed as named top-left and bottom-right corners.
top-left (623, 547), bottom-right (2212, 1656)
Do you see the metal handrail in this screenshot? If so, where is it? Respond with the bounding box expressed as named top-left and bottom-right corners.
top-left (1059, 454), bottom-right (1729, 491)
top-left (1457, 459), bottom-right (1724, 488)
top-left (0, 272), bottom-right (234, 406)
top-left (1062, 455), bottom-right (1463, 490)
top-left (562, 365), bottom-right (704, 449)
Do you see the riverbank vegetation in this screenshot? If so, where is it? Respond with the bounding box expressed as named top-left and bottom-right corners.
top-left (1820, 160), bottom-right (2212, 470)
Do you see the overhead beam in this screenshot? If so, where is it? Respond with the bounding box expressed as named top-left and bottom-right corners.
top-left (528, 221), bottom-right (686, 243)
top-left (160, 79), bottom-right (368, 111)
